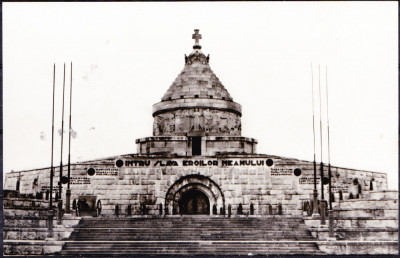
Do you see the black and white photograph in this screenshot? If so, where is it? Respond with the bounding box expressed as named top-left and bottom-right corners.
top-left (2, 2), bottom-right (398, 256)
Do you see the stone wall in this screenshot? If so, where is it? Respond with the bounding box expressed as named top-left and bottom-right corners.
top-left (4, 155), bottom-right (389, 217)
top-left (136, 136), bottom-right (188, 156)
top-left (136, 136), bottom-right (258, 156)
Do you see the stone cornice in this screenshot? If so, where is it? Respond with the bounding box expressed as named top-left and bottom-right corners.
top-left (152, 98), bottom-right (242, 117)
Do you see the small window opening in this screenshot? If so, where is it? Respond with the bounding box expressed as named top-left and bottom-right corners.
top-left (194, 95), bottom-right (199, 98)
top-left (192, 136), bottom-right (202, 156)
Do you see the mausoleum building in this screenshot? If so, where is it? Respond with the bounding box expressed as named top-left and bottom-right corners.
top-left (3, 29), bottom-right (398, 256)
top-left (4, 30), bottom-right (391, 217)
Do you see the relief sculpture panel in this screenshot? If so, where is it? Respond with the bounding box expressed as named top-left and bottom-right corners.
top-left (153, 108), bottom-right (241, 136)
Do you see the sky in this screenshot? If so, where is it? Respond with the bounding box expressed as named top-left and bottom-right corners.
top-left (3, 2), bottom-right (398, 189)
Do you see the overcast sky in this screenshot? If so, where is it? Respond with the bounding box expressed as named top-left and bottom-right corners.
top-left (3, 2), bottom-right (398, 189)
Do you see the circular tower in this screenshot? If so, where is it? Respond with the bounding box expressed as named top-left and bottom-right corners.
top-left (136, 30), bottom-right (257, 156)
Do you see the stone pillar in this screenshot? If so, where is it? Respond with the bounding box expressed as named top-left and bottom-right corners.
top-left (312, 189), bottom-right (320, 218)
top-left (65, 189), bottom-right (71, 214)
top-left (47, 210), bottom-right (55, 238)
top-left (201, 137), bottom-right (206, 156)
top-left (320, 200), bottom-right (326, 225)
top-left (327, 210), bottom-right (336, 240)
top-left (57, 200), bottom-right (63, 225)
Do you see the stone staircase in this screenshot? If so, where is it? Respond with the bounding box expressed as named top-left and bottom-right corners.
top-left (303, 190), bottom-right (398, 255)
top-left (60, 216), bottom-right (325, 256)
top-left (3, 195), bottom-right (81, 256)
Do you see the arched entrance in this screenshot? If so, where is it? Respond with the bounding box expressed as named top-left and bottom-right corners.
top-left (165, 174), bottom-right (225, 215)
top-left (178, 189), bottom-right (210, 214)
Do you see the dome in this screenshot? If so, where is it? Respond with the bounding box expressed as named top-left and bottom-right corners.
top-left (152, 29), bottom-right (242, 137)
top-left (161, 50), bottom-right (233, 102)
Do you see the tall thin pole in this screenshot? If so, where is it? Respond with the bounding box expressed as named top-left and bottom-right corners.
top-left (50, 64), bottom-right (55, 210)
top-left (48, 64), bottom-right (56, 238)
top-left (326, 66), bottom-right (335, 239)
top-left (58, 63), bottom-right (66, 224)
top-left (326, 66), bottom-right (332, 210)
top-left (318, 65), bottom-right (324, 200)
top-left (311, 63), bottom-right (319, 217)
top-left (319, 65), bottom-right (326, 225)
top-left (66, 62), bottom-right (73, 213)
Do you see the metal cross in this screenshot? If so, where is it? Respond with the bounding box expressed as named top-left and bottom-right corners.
top-left (192, 29), bottom-right (202, 45)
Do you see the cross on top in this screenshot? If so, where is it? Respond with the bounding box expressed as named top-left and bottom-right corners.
top-left (192, 29), bottom-right (202, 45)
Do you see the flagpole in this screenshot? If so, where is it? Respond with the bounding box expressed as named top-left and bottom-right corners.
top-left (66, 62), bottom-right (72, 213)
top-left (311, 63), bottom-right (319, 217)
top-left (50, 64), bottom-right (55, 210)
top-left (48, 64), bottom-right (56, 238)
top-left (326, 66), bottom-right (336, 239)
top-left (319, 65), bottom-right (326, 225)
top-left (57, 63), bottom-right (66, 224)
top-left (326, 66), bottom-right (332, 210)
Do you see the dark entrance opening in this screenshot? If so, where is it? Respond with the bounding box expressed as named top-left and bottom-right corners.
top-left (192, 136), bottom-right (202, 156)
top-left (179, 189), bottom-right (210, 215)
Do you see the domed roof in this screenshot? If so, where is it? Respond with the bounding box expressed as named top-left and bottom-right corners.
top-left (162, 59), bottom-right (233, 101)
top-left (153, 30), bottom-right (241, 117)
top-left (161, 30), bottom-right (233, 102)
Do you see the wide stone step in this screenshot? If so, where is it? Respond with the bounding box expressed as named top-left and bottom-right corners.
top-left (69, 236), bottom-right (314, 239)
top-left (335, 199), bottom-right (397, 210)
top-left (68, 230), bottom-right (312, 238)
top-left (76, 223), bottom-right (307, 228)
top-left (78, 218), bottom-right (305, 222)
top-left (68, 232), bottom-right (313, 236)
top-left (75, 225), bottom-right (306, 229)
top-left (63, 243), bottom-right (319, 248)
top-left (369, 190), bottom-right (398, 200)
top-left (62, 247), bottom-right (321, 252)
top-left (69, 232), bottom-right (312, 237)
top-left (61, 250), bottom-right (324, 256)
top-left (70, 228), bottom-right (309, 232)
top-left (77, 220), bottom-right (304, 223)
top-left (69, 235), bottom-right (314, 239)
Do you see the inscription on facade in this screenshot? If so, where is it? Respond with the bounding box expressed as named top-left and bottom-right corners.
top-left (125, 160), bottom-right (151, 167)
top-left (70, 177), bottom-right (91, 184)
top-left (122, 159), bottom-right (270, 167)
top-left (183, 160), bottom-right (218, 166)
top-left (96, 168), bottom-right (119, 176)
top-left (221, 160), bottom-right (265, 166)
top-left (271, 168), bottom-right (293, 176)
top-left (299, 176), bottom-right (321, 184)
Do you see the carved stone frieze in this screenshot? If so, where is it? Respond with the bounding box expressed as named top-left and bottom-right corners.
top-left (153, 108), bottom-right (241, 136)
top-left (185, 52), bottom-right (209, 65)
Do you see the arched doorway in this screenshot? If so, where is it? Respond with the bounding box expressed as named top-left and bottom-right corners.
top-left (179, 189), bottom-right (210, 214)
top-left (165, 175), bottom-right (225, 216)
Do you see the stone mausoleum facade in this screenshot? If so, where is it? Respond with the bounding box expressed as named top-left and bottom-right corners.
top-left (4, 30), bottom-right (392, 217)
